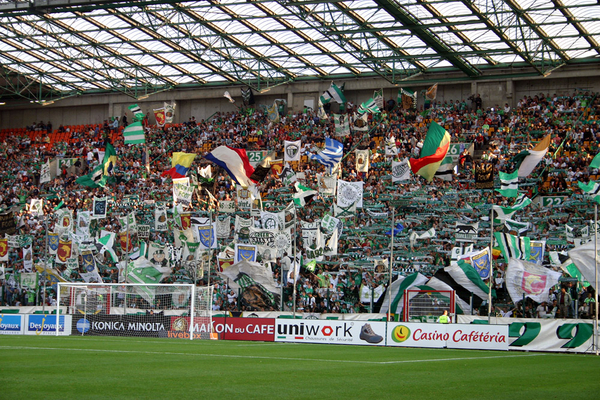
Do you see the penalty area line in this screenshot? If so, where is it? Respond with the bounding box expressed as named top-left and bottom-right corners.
top-left (0, 345), bottom-right (545, 365)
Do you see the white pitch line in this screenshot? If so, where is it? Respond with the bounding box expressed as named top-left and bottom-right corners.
top-left (0, 345), bottom-right (546, 365)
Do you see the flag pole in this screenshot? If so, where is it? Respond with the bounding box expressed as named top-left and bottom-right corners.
top-left (488, 208), bottom-right (494, 324)
top-left (389, 207), bottom-right (394, 321)
top-left (292, 208), bottom-right (298, 318)
top-left (595, 203), bottom-right (598, 355)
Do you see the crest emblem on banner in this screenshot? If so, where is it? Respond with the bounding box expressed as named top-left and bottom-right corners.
top-left (471, 249), bottom-right (491, 280)
top-left (0, 238), bottom-right (7, 260)
top-left (273, 230), bottom-right (292, 253)
top-left (57, 239), bottom-right (72, 262)
top-left (236, 244), bottom-right (257, 262)
top-left (521, 271), bottom-right (546, 295)
top-left (81, 251), bottom-right (96, 272)
top-left (529, 241), bottom-right (544, 264)
top-left (62, 214), bottom-right (71, 228)
top-left (392, 160), bottom-right (410, 181)
top-left (118, 231), bottom-right (135, 252)
top-left (181, 214), bottom-right (191, 230)
top-left (197, 225), bottom-right (215, 248)
top-left (93, 198), bottom-right (107, 218)
top-left (262, 215), bottom-right (279, 230)
top-left (286, 144), bottom-right (299, 159)
top-left (48, 233), bottom-right (59, 253)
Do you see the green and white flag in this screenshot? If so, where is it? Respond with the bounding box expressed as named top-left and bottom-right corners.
top-left (334, 114), bottom-right (350, 137)
top-left (98, 231), bottom-right (118, 263)
top-left (493, 194), bottom-right (531, 223)
top-left (76, 142), bottom-right (117, 188)
top-left (434, 156), bottom-right (454, 181)
top-left (494, 231), bottom-right (531, 263)
top-left (358, 97), bottom-right (380, 115)
top-left (123, 121), bottom-right (145, 144)
top-left (409, 228), bottom-right (436, 247)
top-left (497, 170), bottom-right (519, 198)
top-left (128, 104), bottom-right (145, 122)
top-left (589, 153), bottom-right (600, 169)
top-left (40, 160), bottom-right (51, 184)
top-left (578, 181), bottom-right (600, 204)
top-left (320, 82), bottom-right (346, 105)
top-left (449, 260), bottom-right (490, 300)
top-left (512, 193), bottom-right (531, 210)
top-left (304, 259), bottom-right (317, 273)
top-left (293, 182), bottom-right (317, 207)
top-left (504, 219), bottom-right (530, 235)
top-left (373, 89), bottom-right (384, 110)
top-left (512, 135), bottom-right (551, 178)
top-left (126, 257), bottom-right (171, 303)
top-left (334, 202), bottom-right (356, 219)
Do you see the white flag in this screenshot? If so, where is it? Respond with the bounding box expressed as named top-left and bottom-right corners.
top-left (391, 159), bottom-right (411, 182)
top-left (40, 160), bottom-right (51, 184)
top-left (355, 149), bottom-right (370, 173)
top-left (284, 140), bottom-right (301, 162)
top-left (337, 180), bottom-right (364, 208)
top-left (505, 258), bottom-right (562, 304)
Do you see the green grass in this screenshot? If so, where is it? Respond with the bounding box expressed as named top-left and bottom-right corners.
top-left (1, 336), bottom-right (600, 399)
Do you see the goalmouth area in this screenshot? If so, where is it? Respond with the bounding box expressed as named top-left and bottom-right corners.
top-left (2, 335), bottom-right (599, 399)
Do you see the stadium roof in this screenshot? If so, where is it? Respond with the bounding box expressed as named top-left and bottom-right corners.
top-left (0, 0), bottom-right (599, 104)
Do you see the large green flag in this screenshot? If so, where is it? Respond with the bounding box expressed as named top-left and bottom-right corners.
top-left (578, 181), bottom-right (600, 204)
top-left (496, 170), bottom-right (518, 198)
top-left (128, 104), bottom-right (145, 122)
top-left (76, 142), bottom-right (117, 188)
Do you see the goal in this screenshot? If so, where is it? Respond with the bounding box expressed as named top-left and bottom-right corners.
top-left (403, 289), bottom-right (455, 323)
top-left (56, 283), bottom-right (213, 340)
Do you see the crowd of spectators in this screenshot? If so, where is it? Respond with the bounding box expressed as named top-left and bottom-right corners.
top-left (0, 89), bottom-right (599, 320)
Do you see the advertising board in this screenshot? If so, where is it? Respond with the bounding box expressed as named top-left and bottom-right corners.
top-left (387, 323), bottom-right (509, 350)
top-left (71, 314), bottom-right (169, 337)
top-left (275, 319), bottom-right (387, 346)
top-left (26, 314), bottom-right (72, 336)
top-left (168, 317), bottom-right (275, 341)
top-left (0, 314), bottom-right (24, 335)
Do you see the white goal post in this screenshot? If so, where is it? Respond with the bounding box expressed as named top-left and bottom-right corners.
top-left (56, 283), bottom-right (213, 340)
top-left (403, 289), bottom-right (456, 323)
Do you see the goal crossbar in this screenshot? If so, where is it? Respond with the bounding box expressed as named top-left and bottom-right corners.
top-left (56, 283), bottom-right (212, 340)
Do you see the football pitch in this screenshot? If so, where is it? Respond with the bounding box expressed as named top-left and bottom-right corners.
top-left (1, 336), bottom-right (600, 399)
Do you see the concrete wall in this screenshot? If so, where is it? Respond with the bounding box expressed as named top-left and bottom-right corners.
top-left (1, 63), bottom-right (599, 130)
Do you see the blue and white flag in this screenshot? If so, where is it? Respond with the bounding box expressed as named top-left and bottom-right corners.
top-left (310, 138), bottom-right (343, 170)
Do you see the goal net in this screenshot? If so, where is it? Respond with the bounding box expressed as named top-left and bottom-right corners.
top-left (403, 289), bottom-right (455, 323)
top-left (56, 283), bottom-right (213, 340)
